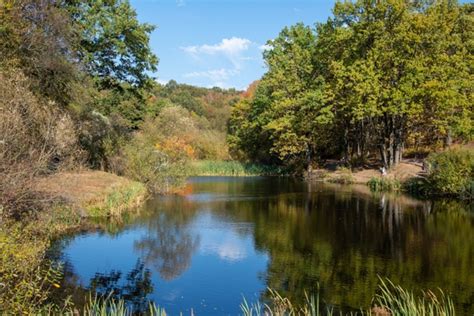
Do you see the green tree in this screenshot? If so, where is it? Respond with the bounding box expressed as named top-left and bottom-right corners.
top-left (229, 24), bottom-right (337, 169)
top-left (66, 0), bottom-right (158, 90)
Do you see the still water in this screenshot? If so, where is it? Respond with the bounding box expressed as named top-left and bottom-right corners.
top-left (52, 177), bottom-right (474, 315)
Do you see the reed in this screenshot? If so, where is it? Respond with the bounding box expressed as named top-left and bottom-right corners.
top-left (373, 278), bottom-right (455, 316)
top-left (189, 160), bottom-right (286, 176)
top-left (240, 278), bottom-right (456, 316)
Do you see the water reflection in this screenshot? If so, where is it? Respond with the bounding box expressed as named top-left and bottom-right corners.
top-left (134, 209), bottom-right (200, 280)
top-left (52, 177), bottom-right (474, 315)
top-left (89, 260), bottom-right (153, 313)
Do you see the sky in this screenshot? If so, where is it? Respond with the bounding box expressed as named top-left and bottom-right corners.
top-left (130, 0), bottom-right (472, 90)
top-left (130, 0), bottom-right (337, 90)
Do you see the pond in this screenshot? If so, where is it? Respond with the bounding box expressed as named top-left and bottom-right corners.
top-left (51, 177), bottom-right (474, 315)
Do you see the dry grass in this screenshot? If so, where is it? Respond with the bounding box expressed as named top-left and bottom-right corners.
top-left (35, 170), bottom-right (147, 217)
top-left (310, 162), bottom-right (422, 185)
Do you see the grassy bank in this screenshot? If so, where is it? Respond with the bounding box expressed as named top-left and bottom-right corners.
top-left (309, 148), bottom-right (474, 200)
top-left (367, 149), bottom-right (474, 199)
top-left (0, 172), bottom-right (147, 314)
top-left (35, 171), bottom-right (147, 217)
top-left (189, 160), bottom-right (287, 176)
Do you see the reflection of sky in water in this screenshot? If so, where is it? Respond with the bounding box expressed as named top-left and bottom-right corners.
top-left (193, 212), bottom-right (250, 262)
top-left (60, 210), bottom-right (268, 315)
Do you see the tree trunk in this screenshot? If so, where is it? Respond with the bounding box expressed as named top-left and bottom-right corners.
top-left (380, 144), bottom-right (388, 169)
top-left (306, 143), bottom-right (312, 174)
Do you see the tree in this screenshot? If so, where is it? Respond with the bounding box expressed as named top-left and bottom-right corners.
top-left (0, 0), bottom-right (81, 106)
top-left (66, 0), bottom-right (158, 90)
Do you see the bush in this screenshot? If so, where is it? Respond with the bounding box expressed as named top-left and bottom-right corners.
top-left (426, 149), bottom-right (474, 198)
top-left (115, 111), bottom-right (193, 193)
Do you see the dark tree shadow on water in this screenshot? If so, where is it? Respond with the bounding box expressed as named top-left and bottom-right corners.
top-left (89, 259), bottom-right (153, 314)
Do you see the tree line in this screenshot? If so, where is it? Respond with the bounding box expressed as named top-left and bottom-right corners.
top-left (228, 0), bottom-right (473, 171)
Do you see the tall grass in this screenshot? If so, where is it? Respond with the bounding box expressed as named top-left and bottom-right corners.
top-left (83, 294), bottom-right (167, 316)
top-left (241, 278), bottom-right (456, 316)
top-left (241, 288), bottom-right (334, 316)
top-left (189, 160), bottom-right (286, 176)
top-left (85, 182), bottom-right (147, 217)
top-left (373, 278), bottom-right (455, 316)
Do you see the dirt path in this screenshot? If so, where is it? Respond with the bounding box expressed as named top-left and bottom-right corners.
top-left (310, 160), bottom-right (423, 184)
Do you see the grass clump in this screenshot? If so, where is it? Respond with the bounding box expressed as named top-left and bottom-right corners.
top-left (367, 177), bottom-right (402, 192)
top-left (189, 160), bottom-right (286, 176)
top-left (373, 278), bottom-right (455, 316)
top-left (83, 294), bottom-right (167, 316)
top-left (241, 288), bottom-right (334, 316)
top-left (85, 181), bottom-right (147, 217)
top-left (327, 167), bottom-right (354, 184)
top-left (241, 278), bottom-right (456, 316)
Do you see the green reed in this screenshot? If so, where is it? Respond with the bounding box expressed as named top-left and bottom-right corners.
top-left (189, 160), bottom-right (286, 176)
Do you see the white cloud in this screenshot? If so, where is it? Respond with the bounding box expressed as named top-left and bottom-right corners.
top-left (183, 68), bottom-right (239, 82)
top-left (259, 44), bottom-right (272, 51)
top-left (181, 37), bottom-right (252, 69)
top-left (176, 0), bottom-right (185, 7)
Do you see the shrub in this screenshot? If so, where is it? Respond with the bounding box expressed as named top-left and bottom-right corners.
top-left (403, 177), bottom-right (431, 196)
top-left (116, 111), bottom-right (193, 193)
top-left (426, 149), bottom-right (474, 198)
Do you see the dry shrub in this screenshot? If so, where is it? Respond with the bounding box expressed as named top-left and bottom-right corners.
top-left (0, 69), bottom-right (83, 218)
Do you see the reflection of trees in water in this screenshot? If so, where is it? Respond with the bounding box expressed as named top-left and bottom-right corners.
top-left (134, 207), bottom-right (200, 280)
top-left (89, 260), bottom-right (153, 314)
top-left (199, 181), bottom-right (474, 314)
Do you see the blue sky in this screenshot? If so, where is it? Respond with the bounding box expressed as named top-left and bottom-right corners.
top-left (130, 0), bottom-right (471, 90)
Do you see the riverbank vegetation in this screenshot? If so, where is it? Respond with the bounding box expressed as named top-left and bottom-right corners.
top-left (367, 148), bottom-right (474, 199)
top-left (189, 160), bottom-right (286, 176)
top-left (241, 279), bottom-right (455, 316)
top-left (228, 0), bottom-right (472, 173)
